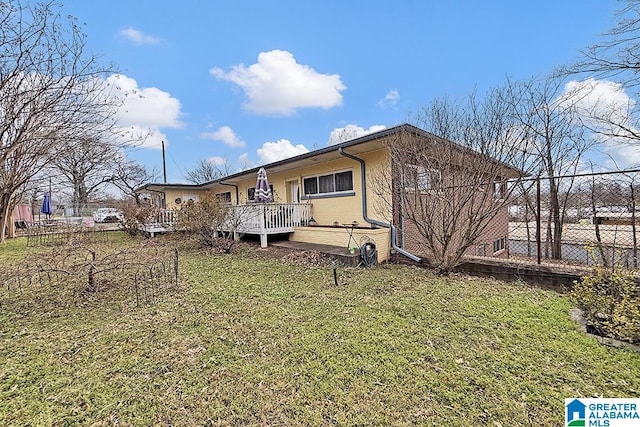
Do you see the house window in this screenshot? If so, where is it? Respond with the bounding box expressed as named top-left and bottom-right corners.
top-left (493, 237), bottom-right (506, 254)
top-left (303, 177), bottom-right (318, 195)
top-left (477, 244), bottom-right (487, 257)
top-left (247, 185), bottom-right (274, 202)
top-left (215, 191), bottom-right (231, 204)
top-left (404, 165), bottom-right (441, 192)
top-left (319, 174), bottom-right (335, 193)
top-left (183, 194), bottom-right (199, 203)
top-left (303, 170), bottom-right (353, 197)
top-left (335, 171), bottom-right (353, 192)
top-left (494, 180), bottom-right (507, 200)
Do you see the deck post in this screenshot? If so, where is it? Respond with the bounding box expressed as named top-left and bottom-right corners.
top-left (259, 204), bottom-right (267, 248)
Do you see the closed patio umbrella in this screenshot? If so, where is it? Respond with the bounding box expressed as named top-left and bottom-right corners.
top-left (41, 192), bottom-right (53, 219)
top-left (255, 167), bottom-right (272, 202)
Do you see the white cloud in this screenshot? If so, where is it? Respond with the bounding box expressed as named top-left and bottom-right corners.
top-left (561, 78), bottom-right (640, 169)
top-left (118, 27), bottom-right (160, 45)
top-left (377, 89), bottom-right (400, 109)
top-left (200, 126), bottom-right (245, 148)
top-left (257, 139), bottom-right (310, 164)
top-left (207, 156), bottom-right (226, 165)
top-left (598, 139), bottom-right (640, 169)
top-left (561, 78), bottom-right (636, 126)
top-left (328, 124), bottom-right (387, 146)
top-left (210, 50), bottom-right (346, 116)
top-left (105, 74), bottom-right (183, 149)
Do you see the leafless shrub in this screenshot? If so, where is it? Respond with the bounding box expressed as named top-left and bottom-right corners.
top-left (1, 241), bottom-right (181, 315)
top-left (372, 96), bottom-right (531, 274)
top-left (173, 192), bottom-right (235, 252)
top-left (120, 200), bottom-right (160, 237)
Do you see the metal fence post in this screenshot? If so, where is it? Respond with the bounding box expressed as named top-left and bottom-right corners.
top-left (536, 176), bottom-right (541, 265)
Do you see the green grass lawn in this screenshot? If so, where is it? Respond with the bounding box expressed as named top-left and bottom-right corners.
top-left (1, 235), bottom-right (639, 426)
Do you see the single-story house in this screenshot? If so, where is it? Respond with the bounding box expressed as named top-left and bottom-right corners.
top-left (136, 124), bottom-right (521, 264)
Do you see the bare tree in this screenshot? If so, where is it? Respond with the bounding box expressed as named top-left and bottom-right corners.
top-left (48, 136), bottom-right (120, 215)
top-left (110, 159), bottom-right (158, 204)
top-left (567, 1), bottom-right (640, 93)
top-left (560, 1), bottom-right (640, 143)
top-left (508, 76), bottom-right (593, 260)
top-left (372, 89), bottom-right (532, 274)
top-left (185, 159), bottom-right (233, 184)
top-left (0, 0), bottom-right (119, 242)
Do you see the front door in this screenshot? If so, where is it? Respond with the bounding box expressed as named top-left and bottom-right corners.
top-left (288, 180), bottom-right (301, 224)
top-left (290, 181), bottom-right (299, 204)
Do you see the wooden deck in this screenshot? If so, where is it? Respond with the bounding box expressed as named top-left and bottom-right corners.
top-left (149, 203), bottom-right (313, 247)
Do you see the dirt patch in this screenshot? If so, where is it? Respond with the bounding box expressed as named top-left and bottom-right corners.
top-left (280, 250), bottom-right (328, 267)
top-left (235, 241), bottom-right (329, 266)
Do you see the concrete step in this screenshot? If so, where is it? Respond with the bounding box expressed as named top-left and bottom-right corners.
top-left (270, 241), bottom-right (362, 267)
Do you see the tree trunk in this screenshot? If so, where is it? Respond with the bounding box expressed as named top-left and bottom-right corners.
top-left (631, 184), bottom-right (637, 269)
top-left (591, 181), bottom-right (608, 267)
top-left (548, 180), bottom-right (563, 259)
top-left (0, 194), bottom-right (12, 243)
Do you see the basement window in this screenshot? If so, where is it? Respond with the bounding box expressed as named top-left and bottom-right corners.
top-left (492, 237), bottom-right (506, 254)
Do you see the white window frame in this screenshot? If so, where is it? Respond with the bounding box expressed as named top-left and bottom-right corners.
top-left (493, 180), bottom-right (508, 201)
top-left (492, 237), bottom-right (506, 254)
top-left (215, 191), bottom-right (231, 205)
top-left (404, 165), bottom-right (441, 192)
top-left (302, 169), bottom-right (354, 199)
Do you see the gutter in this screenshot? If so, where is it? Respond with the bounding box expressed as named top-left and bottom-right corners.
top-left (338, 147), bottom-right (421, 263)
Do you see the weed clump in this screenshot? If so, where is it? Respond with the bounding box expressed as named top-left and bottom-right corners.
top-left (572, 268), bottom-right (640, 343)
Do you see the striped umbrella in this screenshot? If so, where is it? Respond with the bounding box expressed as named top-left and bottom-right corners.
top-left (255, 167), bottom-right (272, 202)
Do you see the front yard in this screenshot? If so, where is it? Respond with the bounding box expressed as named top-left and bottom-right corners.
top-left (0, 235), bottom-right (639, 425)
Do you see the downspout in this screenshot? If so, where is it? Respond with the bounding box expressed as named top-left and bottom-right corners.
top-left (220, 182), bottom-right (239, 203)
top-left (338, 147), bottom-right (421, 262)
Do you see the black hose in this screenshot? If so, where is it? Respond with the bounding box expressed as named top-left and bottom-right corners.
top-left (360, 242), bottom-right (378, 267)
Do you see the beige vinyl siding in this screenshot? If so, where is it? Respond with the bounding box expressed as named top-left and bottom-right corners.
top-left (161, 189), bottom-right (209, 210)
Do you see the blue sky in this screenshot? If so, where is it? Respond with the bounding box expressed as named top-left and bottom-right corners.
top-left (60, 0), bottom-right (621, 182)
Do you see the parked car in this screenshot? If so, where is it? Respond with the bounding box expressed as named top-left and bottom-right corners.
top-left (93, 207), bottom-right (123, 223)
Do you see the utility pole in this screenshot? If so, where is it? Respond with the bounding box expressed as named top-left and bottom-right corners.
top-left (162, 140), bottom-right (167, 184)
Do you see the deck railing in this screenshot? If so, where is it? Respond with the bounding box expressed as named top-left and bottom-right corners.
top-left (153, 203), bottom-right (312, 236)
top-left (228, 203), bottom-right (313, 235)
top-left (157, 209), bottom-right (176, 225)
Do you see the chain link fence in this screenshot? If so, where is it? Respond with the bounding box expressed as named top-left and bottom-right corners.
top-left (507, 169), bottom-right (640, 270)
top-left (13, 200), bottom-right (125, 233)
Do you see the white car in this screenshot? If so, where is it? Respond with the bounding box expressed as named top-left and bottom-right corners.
top-left (93, 207), bottom-right (123, 223)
